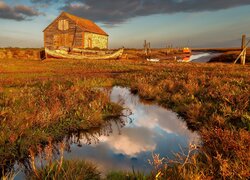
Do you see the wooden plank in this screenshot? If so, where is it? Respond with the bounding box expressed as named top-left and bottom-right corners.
top-left (44, 13), bottom-right (96, 49)
top-left (234, 39), bottom-right (250, 64)
top-left (45, 48), bottom-right (124, 60)
top-left (241, 34), bottom-right (246, 65)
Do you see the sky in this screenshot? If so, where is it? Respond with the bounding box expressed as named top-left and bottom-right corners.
top-left (0, 0), bottom-right (250, 48)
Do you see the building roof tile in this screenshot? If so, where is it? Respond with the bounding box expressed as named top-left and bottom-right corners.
top-left (44, 12), bottom-right (108, 36)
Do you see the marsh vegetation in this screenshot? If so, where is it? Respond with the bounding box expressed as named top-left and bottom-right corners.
top-left (0, 57), bottom-right (249, 179)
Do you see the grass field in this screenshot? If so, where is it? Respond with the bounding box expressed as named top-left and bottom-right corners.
top-left (0, 56), bottom-right (249, 179)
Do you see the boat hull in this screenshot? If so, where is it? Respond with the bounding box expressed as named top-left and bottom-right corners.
top-left (45, 48), bottom-right (124, 60)
top-left (147, 58), bottom-right (160, 62)
top-left (183, 47), bottom-right (192, 54)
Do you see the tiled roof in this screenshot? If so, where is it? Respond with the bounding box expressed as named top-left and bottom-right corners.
top-left (64, 12), bottom-right (108, 36)
top-left (44, 12), bottom-right (108, 36)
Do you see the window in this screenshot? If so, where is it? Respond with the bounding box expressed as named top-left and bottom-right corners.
top-left (58, 20), bottom-right (69, 30)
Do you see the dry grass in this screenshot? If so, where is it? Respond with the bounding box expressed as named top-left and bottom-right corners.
top-left (0, 59), bottom-right (127, 175)
top-left (116, 61), bottom-right (250, 179)
top-left (27, 141), bottom-right (100, 180)
top-left (0, 54), bottom-right (249, 179)
top-left (209, 50), bottom-right (250, 63)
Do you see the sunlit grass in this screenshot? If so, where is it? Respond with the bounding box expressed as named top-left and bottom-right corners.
top-left (0, 56), bottom-right (249, 179)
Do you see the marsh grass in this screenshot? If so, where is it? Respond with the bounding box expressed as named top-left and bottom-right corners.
top-left (106, 171), bottom-right (147, 180)
top-left (116, 62), bottom-right (250, 179)
top-left (28, 142), bottom-right (100, 180)
top-left (0, 56), bottom-right (249, 179)
top-left (0, 75), bottom-right (124, 175)
top-left (29, 160), bottom-right (100, 180)
top-left (1, 171), bottom-right (18, 180)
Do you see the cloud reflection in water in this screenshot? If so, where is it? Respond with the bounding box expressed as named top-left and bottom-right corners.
top-left (64, 86), bottom-right (200, 173)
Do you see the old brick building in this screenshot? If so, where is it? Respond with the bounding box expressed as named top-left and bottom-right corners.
top-left (43, 12), bottom-right (108, 50)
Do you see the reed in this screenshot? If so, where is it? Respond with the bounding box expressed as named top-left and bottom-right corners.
top-left (28, 143), bottom-right (100, 180)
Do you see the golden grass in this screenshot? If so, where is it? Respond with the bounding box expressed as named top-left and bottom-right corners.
top-left (0, 56), bottom-right (249, 179)
top-left (115, 61), bottom-right (250, 179)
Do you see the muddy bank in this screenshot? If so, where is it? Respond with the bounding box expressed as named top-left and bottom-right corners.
top-left (192, 48), bottom-right (241, 53)
top-left (208, 50), bottom-right (250, 63)
top-left (123, 48), bottom-right (188, 61)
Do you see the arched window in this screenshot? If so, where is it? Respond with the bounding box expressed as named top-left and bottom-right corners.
top-left (58, 20), bottom-right (69, 30)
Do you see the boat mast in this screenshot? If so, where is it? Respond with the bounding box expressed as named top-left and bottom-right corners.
top-left (71, 21), bottom-right (77, 51)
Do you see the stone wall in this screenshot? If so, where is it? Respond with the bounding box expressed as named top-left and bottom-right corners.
top-left (0, 48), bottom-right (43, 60)
top-left (84, 32), bottom-right (108, 49)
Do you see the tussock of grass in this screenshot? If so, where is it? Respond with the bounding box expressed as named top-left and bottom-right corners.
top-left (106, 171), bottom-right (147, 180)
top-left (28, 160), bottom-right (100, 180)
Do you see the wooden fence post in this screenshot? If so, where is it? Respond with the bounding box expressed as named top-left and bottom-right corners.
top-left (144, 40), bottom-right (147, 55)
top-left (148, 42), bottom-right (151, 54)
top-left (241, 34), bottom-right (246, 65)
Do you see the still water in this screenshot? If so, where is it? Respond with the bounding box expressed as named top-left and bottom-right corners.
top-left (180, 52), bottom-right (222, 63)
top-left (62, 86), bottom-right (200, 174)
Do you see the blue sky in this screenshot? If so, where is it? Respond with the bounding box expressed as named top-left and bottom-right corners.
top-left (0, 0), bottom-right (250, 48)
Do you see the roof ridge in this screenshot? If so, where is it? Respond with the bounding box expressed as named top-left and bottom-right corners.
top-left (63, 12), bottom-right (108, 36)
top-left (43, 11), bottom-right (108, 36)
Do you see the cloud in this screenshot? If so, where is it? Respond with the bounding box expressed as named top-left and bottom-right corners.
top-left (99, 127), bottom-right (157, 156)
top-left (31, 0), bottom-right (51, 3)
top-left (0, 1), bottom-right (41, 21)
top-left (14, 5), bottom-right (41, 16)
top-left (61, 0), bottom-right (250, 25)
top-left (30, 0), bottom-right (60, 4)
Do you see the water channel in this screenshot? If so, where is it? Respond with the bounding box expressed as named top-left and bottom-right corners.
top-left (180, 52), bottom-right (222, 63)
top-left (62, 86), bottom-right (200, 174)
top-left (14, 86), bottom-right (200, 179)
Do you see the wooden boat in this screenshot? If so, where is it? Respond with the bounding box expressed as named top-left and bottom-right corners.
top-left (182, 56), bottom-right (191, 62)
top-left (147, 58), bottom-right (160, 62)
top-left (45, 48), bottom-right (124, 60)
top-left (183, 47), bottom-right (192, 54)
top-left (177, 56), bottom-right (191, 62)
top-left (72, 48), bottom-right (114, 55)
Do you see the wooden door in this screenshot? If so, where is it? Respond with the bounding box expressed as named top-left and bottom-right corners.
top-left (65, 34), bottom-right (74, 47)
top-left (88, 38), bottom-right (92, 48)
top-left (53, 34), bottom-right (73, 48)
top-left (53, 34), bottom-right (61, 48)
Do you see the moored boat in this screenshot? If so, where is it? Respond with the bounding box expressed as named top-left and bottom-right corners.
top-left (177, 56), bottom-right (191, 62)
top-left (183, 47), bottom-right (192, 54)
top-left (147, 58), bottom-right (160, 62)
top-left (45, 48), bottom-right (124, 60)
